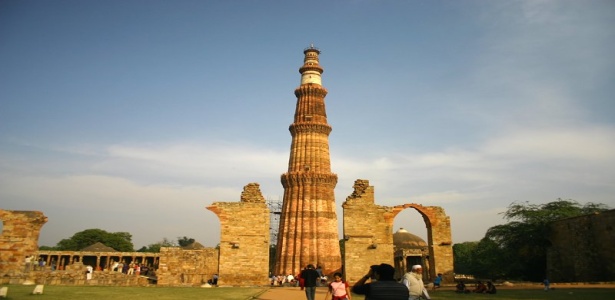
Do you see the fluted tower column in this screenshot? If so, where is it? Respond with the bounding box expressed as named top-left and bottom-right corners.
top-left (275, 46), bottom-right (342, 276)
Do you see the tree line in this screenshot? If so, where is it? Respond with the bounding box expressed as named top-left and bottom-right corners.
top-left (39, 230), bottom-right (196, 253)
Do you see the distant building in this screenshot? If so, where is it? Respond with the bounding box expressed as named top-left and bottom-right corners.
top-left (547, 209), bottom-right (615, 282)
top-left (393, 228), bottom-right (429, 280)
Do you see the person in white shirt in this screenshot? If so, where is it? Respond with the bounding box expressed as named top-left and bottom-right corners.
top-left (402, 265), bottom-right (430, 300)
top-left (86, 265), bottom-right (93, 280)
top-left (24, 255), bottom-right (34, 272)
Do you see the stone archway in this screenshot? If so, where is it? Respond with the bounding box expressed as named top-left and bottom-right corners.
top-left (391, 204), bottom-right (454, 283)
top-left (342, 180), bottom-right (453, 283)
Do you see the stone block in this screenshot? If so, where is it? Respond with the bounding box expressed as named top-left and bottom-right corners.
top-left (32, 284), bottom-right (44, 294)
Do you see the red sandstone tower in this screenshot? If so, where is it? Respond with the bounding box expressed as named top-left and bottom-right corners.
top-left (274, 46), bottom-right (342, 276)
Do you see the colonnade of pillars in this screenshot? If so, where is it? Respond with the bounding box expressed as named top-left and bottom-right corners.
top-left (34, 252), bottom-right (160, 271)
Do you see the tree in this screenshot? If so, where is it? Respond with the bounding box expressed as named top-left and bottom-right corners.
top-left (177, 236), bottom-right (195, 247)
top-left (482, 199), bottom-right (609, 281)
top-left (137, 237), bottom-right (176, 253)
top-left (453, 241), bottom-right (477, 275)
top-left (55, 229), bottom-right (134, 252)
top-left (471, 237), bottom-right (507, 280)
top-left (38, 245), bottom-right (57, 251)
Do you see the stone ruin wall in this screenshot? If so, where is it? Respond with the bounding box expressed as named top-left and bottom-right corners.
top-left (342, 180), bottom-right (397, 283)
top-left (0, 209), bottom-right (221, 287)
top-left (0, 210), bottom-right (47, 276)
top-left (156, 247), bottom-right (219, 286)
top-left (0, 183), bottom-right (262, 288)
top-left (207, 183), bottom-right (270, 286)
top-left (5, 259), bottom-right (149, 286)
top-left (547, 209), bottom-right (615, 282)
top-left (15, 248), bottom-right (220, 287)
top-left (342, 179), bottom-right (454, 284)
top-left (1, 247), bottom-right (219, 287)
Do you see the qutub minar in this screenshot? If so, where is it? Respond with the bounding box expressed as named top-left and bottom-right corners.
top-left (274, 45), bottom-right (342, 276)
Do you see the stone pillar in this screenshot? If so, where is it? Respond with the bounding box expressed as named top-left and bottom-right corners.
top-left (207, 183), bottom-right (270, 286)
top-left (0, 210), bottom-right (48, 276)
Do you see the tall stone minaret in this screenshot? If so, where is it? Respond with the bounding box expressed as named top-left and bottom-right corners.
top-left (274, 46), bottom-right (342, 276)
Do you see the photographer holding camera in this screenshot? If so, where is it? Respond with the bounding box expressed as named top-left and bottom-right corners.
top-left (351, 263), bottom-right (408, 300)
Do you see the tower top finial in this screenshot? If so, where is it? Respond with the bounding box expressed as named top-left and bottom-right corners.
top-left (304, 44), bottom-right (320, 54)
top-left (300, 45), bottom-right (323, 84)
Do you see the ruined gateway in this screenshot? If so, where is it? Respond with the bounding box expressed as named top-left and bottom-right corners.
top-left (0, 48), bottom-right (454, 286)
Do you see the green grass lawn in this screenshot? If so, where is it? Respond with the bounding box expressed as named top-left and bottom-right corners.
top-left (0, 285), bottom-right (267, 300)
top-left (1, 285), bottom-right (614, 300)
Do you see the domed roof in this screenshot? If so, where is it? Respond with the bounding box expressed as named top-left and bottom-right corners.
top-left (393, 228), bottom-right (427, 248)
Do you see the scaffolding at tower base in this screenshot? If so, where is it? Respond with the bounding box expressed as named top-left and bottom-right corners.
top-left (266, 197), bottom-right (282, 245)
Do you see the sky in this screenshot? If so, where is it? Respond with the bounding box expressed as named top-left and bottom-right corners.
top-left (1, 0), bottom-right (614, 249)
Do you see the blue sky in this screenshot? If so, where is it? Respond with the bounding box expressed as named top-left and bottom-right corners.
top-left (1, 0), bottom-right (614, 249)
